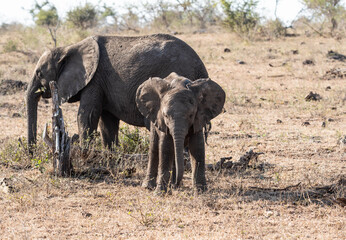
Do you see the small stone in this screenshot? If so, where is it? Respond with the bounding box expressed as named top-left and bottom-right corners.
top-left (12, 113), bottom-right (21, 118)
top-left (82, 211), bottom-right (92, 218)
top-left (339, 136), bottom-right (346, 145)
top-left (302, 121), bottom-right (310, 126)
top-left (325, 86), bottom-right (331, 91)
top-left (322, 122), bottom-right (326, 128)
top-left (237, 60), bottom-right (246, 64)
top-left (224, 48), bottom-right (231, 53)
top-left (277, 119), bottom-right (283, 124)
top-left (305, 92), bottom-right (322, 101)
top-left (303, 59), bottom-right (315, 65)
top-left (0, 178), bottom-right (14, 194)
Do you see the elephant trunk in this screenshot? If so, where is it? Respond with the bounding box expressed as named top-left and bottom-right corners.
top-left (26, 77), bottom-right (42, 149)
top-left (172, 128), bottom-right (187, 186)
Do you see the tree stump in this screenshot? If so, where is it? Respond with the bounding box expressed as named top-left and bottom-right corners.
top-left (43, 82), bottom-right (72, 176)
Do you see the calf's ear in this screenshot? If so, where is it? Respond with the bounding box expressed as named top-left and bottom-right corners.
top-left (136, 77), bottom-right (171, 133)
top-left (188, 78), bottom-right (225, 133)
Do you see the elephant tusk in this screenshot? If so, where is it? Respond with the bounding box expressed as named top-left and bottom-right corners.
top-left (42, 123), bottom-right (54, 150)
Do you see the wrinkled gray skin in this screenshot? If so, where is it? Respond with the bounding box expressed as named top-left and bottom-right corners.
top-left (27, 34), bottom-right (208, 150)
top-left (136, 73), bottom-right (225, 192)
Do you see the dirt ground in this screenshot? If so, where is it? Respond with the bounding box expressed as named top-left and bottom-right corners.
top-left (0, 31), bottom-right (345, 239)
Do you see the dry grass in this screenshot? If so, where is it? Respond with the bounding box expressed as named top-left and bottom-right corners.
top-left (0, 28), bottom-right (345, 239)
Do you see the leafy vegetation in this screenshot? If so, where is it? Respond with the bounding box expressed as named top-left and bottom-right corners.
top-left (29, 0), bottom-right (59, 47)
top-left (66, 3), bottom-right (98, 29)
top-left (220, 0), bottom-right (260, 39)
top-left (301, 0), bottom-right (346, 35)
top-left (118, 126), bottom-right (149, 154)
top-left (3, 39), bottom-right (18, 53)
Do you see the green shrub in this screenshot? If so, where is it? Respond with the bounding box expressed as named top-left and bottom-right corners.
top-left (66, 3), bottom-right (98, 29)
top-left (0, 138), bottom-right (51, 172)
top-left (118, 125), bottom-right (149, 154)
top-left (3, 39), bottom-right (18, 53)
top-left (220, 0), bottom-right (260, 38)
top-left (262, 19), bottom-right (287, 38)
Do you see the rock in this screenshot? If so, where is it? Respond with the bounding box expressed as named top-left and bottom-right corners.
top-left (276, 119), bottom-right (283, 124)
top-left (0, 178), bottom-right (14, 194)
top-left (322, 68), bottom-right (345, 80)
top-left (321, 122), bottom-right (326, 128)
top-left (339, 136), bottom-right (346, 145)
top-left (325, 86), bottom-right (331, 91)
top-left (12, 113), bottom-right (21, 118)
top-left (303, 59), bottom-right (315, 65)
top-left (326, 50), bottom-right (346, 62)
top-left (305, 92), bottom-right (322, 101)
top-left (302, 121), bottom-right (310, 126)
top-left (224, 48), bottom-right (231, 53)
top-left (237, 60), bottom-right (246, 64)
top-left (82, 211), bottom-right (92, 218)
top-left (291, 50), bottom-right (299, 55)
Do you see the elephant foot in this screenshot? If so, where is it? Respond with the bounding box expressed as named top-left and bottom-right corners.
top-left (154, 184), bottom-right (169, 195)
top-left (142, 178), bottom-right (157, 190)
top-left (194, 184), bottom-right (207, 194)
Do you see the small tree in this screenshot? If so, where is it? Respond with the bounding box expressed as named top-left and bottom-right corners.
top-left (220, 0), bottom-right (260, 38)
top-left (100, 4), bottom-right (118, 27)
top-left (191, 0), bottom-right (219, 29)
top-left (301, 0), bottom-right (345, 35)
top-left (143, 0), bottom-right (177, 30)
top-left (30, 0), bottom-right (59, 47)
top-left (66, 3), bottom-right (98, 29)
top-left (119, 7), bottom-right (141, 32)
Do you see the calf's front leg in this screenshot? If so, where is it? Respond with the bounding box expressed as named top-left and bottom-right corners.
top-left (188, 131), bottom-right (207, 191)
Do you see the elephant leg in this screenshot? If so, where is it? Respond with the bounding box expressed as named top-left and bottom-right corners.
top-left (142, 125), bottom-right (159, 190)
top-left (188, 131), bottom-right (207, 191)
top-left (77, 87), bottom-right (103, 149)
top-left (99, 111), bottom-right (119, 149)
top-left (156, 132), bottom-right (174, 193)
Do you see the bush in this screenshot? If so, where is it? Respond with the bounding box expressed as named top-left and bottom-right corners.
top-left (0, 138), bottom-right (51, 172)
top-left (3, 39), bottom-right (18, 53)
top-left (220, 0), bottom-right (260, 39)
top-left (301, 0), bottom-right (346, 35)
top-left (262, 19), bottom-right (287, 38)
top-left (118, 125), bottom-right (149, 154)
top-left (66, 3), bottom-right (98, 29)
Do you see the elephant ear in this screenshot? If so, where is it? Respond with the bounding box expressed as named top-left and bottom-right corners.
top-left (188, 78), bottom-right (226, 133)
top-left (136, 77), bottom-right (171, 133)
top-left (57, 36), bottom-right (99, 103)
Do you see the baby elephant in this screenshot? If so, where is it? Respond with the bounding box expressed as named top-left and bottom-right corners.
top-left (136, 73), bottom-right (225, 192)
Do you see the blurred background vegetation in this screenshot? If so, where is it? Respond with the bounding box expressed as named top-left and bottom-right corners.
top-left (0, 0), bottom-right (345, 50)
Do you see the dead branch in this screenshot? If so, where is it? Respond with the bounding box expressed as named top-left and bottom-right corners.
top-left (44, 81), bottom-right (72, 177)
top-left (248, 182), bottom-right (302, 192)
top-left (206, 149), bottom-right (264, 171)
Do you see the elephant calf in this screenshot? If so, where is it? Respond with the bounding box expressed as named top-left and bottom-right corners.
top-left (136, 73), bottom-right (225, 192)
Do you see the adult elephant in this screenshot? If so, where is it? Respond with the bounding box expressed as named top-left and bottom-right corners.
top-left (27, 34), bottom-right (208, 150)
